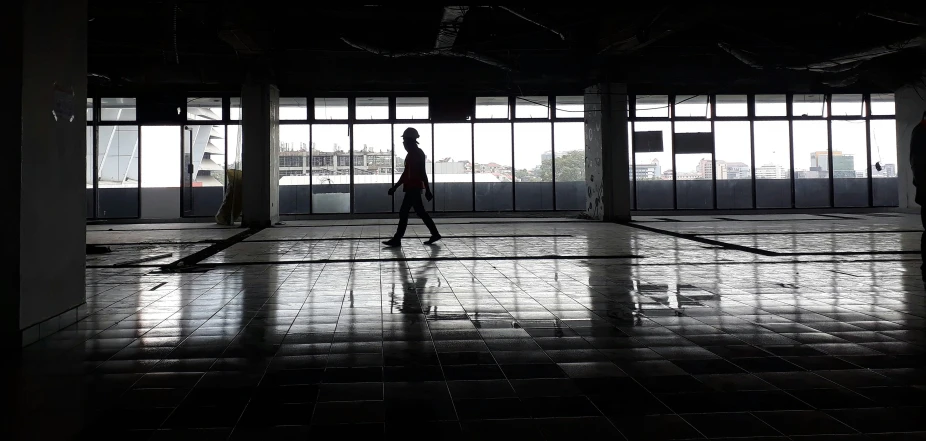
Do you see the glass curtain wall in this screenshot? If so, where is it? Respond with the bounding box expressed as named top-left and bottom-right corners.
top-left (628, 93), bottom-right (898, 210)
top-left (86, 93), bottom-right (897, 217)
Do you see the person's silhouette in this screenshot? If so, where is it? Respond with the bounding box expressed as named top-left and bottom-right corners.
top-left (910, 112), bottom-right (926, 269)
top-left (383, 127), bottom-right (441, 247)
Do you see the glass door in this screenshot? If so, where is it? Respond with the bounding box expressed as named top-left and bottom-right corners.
top-left (181, 125), bottom-right (227, 217)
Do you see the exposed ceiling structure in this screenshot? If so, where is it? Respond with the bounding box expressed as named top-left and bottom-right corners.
top-left (88, 2), bottom-right (926, 94)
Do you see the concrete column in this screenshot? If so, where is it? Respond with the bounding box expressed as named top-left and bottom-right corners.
top-left (584, 83), bottom-right (631, 222)
top-left (1, 0), bottom-right (87, 348)
top-left (896, 83), bottom-right (926, 210)
top-left (240, 83), bottom-right (280, 227)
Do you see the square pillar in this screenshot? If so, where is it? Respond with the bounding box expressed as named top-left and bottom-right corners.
top-left (3, 0), bottom-right (88, 348)
top-left (240, 83), bottom-right (280, 227)
top-left (896, 84), bottom-right (926, 210)
top-left (585, 83), bottom-right (631, 221)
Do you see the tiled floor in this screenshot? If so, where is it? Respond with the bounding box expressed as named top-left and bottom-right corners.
top-left (14, 214), bottom-right (926, 440)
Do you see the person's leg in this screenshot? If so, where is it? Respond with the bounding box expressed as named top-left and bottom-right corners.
top-left (393, 191), bottom-right (414, 239)
top-left (410, 192), bottom-right (440, 238)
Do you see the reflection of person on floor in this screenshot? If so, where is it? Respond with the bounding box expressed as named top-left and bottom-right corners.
top-left (387, 245), bottom-right (441, 316)
top-left (383, 127), bottom-right (442, 247)
top-left (910, 112), bottom-right (926, 269)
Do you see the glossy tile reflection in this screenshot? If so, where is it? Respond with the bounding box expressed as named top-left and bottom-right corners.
top-left (14, 215), bottom-right (926, 440)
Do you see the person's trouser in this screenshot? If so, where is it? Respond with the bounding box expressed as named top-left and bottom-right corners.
top-left (393, 190), bottom-right (439, 239)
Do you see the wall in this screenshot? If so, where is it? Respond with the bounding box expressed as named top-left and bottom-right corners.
top-left (896, 83), bottom-right (926, 209)
top-left (19, 0), bottom-right (87, 328)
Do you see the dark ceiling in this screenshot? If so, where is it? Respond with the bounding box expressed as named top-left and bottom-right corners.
top-left (88, 2), bottom-right (926, 94)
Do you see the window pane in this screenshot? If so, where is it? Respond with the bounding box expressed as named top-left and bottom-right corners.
top-left (311, 124), bottom-right (350, 213)
top-left (871, 119), bottom-right (898, 206)
top-left (187, 97), bottom-right (223, 121)
top-left (476, 97), bottom-right (509, 119)
top-left (394, 124), bottom-right (432, 210)
top-left (754, 121), bottom-right (791, 208)
top-left (86, 126), bottom-right (93, 218)
top-left (474, 123), bottom-right (513, 210)
top-left (633, 121), bottom-right (673, 209)
top-left (86, 98), bottom-right (93, 121)
top-left (675, 95), bottom-right (709, 118)
top-left (636, 95), bottom-right (669, 117)
top-left (230, 97), bottom-right (241, 120)
top-left (553, 122), bottom-right (585, 210)
top-left (356, 97), bottom-right (389, 120)
top-left (793, 121), bottom-right (830, 207)
top-left (832, 120), bottom-right (868, 207)
top-left (674, 121), bottom-right (713, 209)
top-left (182, 125), bottom-right (226, 216)
top-left (140, 126), bottom-right (180, 218)
top-left (101, 97), bottom-right (136, 121)
top-left (716, 95), bottom-right (747, 117)
top-left (278, 125), bottom-right (311, 214)
top-left (871, 93), bottom-right (895, 116)
top-left (279, 97), bottom-right (308, 120)
top-left (396, 97), bottom-right (428, 119)
top-left (793, 94), bottom-right (826, 117)
top-left (433, 123), bottom-right (472, 211)
top-left (831, 94), bottom-right (863, 117)
top-left (555, 96), bottom-right (583, 118)
top-left (314, 98), bottom-right (348, 120)
top-left (97, 125), bottom-right (138, 217)
top-left (714, 121), bottom-right (752, 209)
top-left (224, 125), bottom-right (243, 222)
top-left (353, 124), bottom-right (392, 213)
top-left (514, 122), bottom-right (552, 210)
top-left (515, 96), bottom-right (549, 119)
top-left (755, 94), bottom-right (786, 117)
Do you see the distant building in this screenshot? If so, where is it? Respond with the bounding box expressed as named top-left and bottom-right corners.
top-left (696, 158), bottom-right (725, 180)
top-left (872, 163), bottom-right (897, 178)
top-left (755, 164), bottom-right (788, 179)
top-left (633, 158), bottom-right (662, 180)
top-left (725, 162), bottom-right (751, 179)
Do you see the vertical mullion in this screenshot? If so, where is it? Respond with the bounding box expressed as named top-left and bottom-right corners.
top-left (136, 123), bottom-right (142, 219)
top-left (710, 95), bottom-right (717, 209)
top-left (309, 123), bottom-right (314, 214)
top-left (92, 97), bottom-right (99, 219)
top-left (348, 97), bottom-right (355, 214)
top-left (827, 94), bottom-right (835, 207)
top-left (865, 93), bottom-right (874, 207)
top-left (471, 120), bottom-right (476, 212)
top-left (630, 95), bottom-right (637, 210)
top-left (787, 94), bottom-right (796, 208)
top-left (550, 95), bottom-right (557, 210)
top-left (510, 96), bottom-right (516, 211)
top-left (748, 95), bottom-right (757, 209)
top-left (431, 123), bottom-right (435, 212)
top-left (389, 97), bottom-right (396, 213)
top-left (670, 95), bottom-right (677, 210)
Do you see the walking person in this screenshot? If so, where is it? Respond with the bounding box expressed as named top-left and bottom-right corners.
top-left (383, 127), bottom-right (442, 247)
top-left (910, 112), bottom-right (926, 268)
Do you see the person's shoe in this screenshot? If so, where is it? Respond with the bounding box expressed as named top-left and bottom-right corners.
top-left (382, 238), bottom-right (402, 247)
top-left (424, 234), bottom-right (442, 245)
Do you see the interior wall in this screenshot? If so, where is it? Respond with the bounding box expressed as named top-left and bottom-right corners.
top-left (19, 0), bottom-right (87, 328)
top-left (896, 82), bottom-right (926, 210)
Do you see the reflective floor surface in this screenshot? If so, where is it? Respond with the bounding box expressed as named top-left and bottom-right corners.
top-left (13, 214), bottom-right (926, 440)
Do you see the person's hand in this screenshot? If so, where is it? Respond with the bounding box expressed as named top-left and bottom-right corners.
top-left (387, 187), bottom-right (395, 196)
top-left (425, 189), bottom-right (433, 201)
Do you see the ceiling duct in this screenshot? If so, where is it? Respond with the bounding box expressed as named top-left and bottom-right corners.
top-left (340, 6), bottom-right (513, 71)
top-left (498, 6), bottom-right (567, 41)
